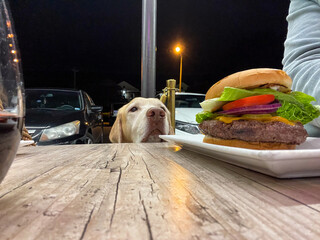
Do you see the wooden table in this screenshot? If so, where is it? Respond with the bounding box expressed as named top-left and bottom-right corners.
top-left (1, 143), bottom-right (320, 240)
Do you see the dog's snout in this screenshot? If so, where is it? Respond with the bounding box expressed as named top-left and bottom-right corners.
top-left (147, 107), bottom-right (166, 120)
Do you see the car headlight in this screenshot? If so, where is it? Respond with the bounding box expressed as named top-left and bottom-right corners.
top-left (40, 120), bottom-right (80, 142)
top-left (175, 121), bottom-right (201, 134)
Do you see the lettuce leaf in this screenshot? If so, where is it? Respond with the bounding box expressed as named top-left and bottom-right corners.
top-left (219, 87), bottom-right (303, 106)
top-left (276, 101), bottom-right (320, 125)
top-left (289, 91), bottom-right (316, 104)
top-left (197, 87), bottom-right (320, 124)
top-left (196, 111), bottom-right (217, 123)
top-left (219, 87), bottom-right (256, 101)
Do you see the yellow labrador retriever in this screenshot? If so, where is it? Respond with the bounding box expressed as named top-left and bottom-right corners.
top-left (109, 97), bottom-right (174, 143)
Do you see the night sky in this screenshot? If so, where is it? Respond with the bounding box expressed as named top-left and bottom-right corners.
top-left (8, 0), bottom-right (290, 109)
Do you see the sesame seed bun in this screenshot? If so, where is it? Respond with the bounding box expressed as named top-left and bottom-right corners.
top-left (205, 68), bottom-right (292, 100)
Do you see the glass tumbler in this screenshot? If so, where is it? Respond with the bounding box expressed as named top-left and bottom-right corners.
top-left (0, 0), bottom-right (24, 184)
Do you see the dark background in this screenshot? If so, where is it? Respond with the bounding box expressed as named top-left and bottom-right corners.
top-left (8, 0), bottom-right (290, 111)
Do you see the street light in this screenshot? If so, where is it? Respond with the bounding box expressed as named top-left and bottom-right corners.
top-left (174, 45), bottom-right (183, 92)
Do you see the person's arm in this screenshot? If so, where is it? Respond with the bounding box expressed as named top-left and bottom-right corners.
top-left (282, 0), bottom-right (320, 130)
top-left (283, 0), bottom-right (320, 104)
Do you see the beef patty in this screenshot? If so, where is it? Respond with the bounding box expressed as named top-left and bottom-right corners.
top-left (199, 119), bottom-right (308, 145)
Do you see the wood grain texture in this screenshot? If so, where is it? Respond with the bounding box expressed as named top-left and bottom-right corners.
top-left (0, 143), bottom-right (320, 239)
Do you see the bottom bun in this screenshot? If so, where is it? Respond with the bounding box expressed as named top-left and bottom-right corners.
top-left (203, 135), bottom-right (296, 150)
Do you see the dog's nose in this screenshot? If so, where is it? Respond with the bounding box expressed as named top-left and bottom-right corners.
top-left (147, 107), bottom-right (166, 120)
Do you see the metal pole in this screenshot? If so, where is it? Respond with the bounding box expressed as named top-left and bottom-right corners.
top-left (179, 54), bottom-right (182, 92)
top-left (167, 79), bottom-right (176, 132)
top-left (141, 0), bottom-right (156, 98)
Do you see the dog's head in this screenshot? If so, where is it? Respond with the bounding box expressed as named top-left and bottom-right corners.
top-left (109, 97), bottom-right (174, 143)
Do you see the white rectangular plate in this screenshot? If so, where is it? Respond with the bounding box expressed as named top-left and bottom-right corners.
top-left (160, 134), bottom-right (320, 178)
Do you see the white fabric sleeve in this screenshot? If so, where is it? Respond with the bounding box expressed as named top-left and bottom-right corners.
top-left (282, 0), bottom-right (320, 129)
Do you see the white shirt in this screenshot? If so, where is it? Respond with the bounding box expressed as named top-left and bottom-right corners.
top-left (282, 0), bottom-right (320, 135)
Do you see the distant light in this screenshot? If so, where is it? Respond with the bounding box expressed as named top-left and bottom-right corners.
top-left (13, 58), bottom-right (19, 63)
top-left (121, 88), bottom-right (126, 98)
top-left (175, 47), bottom-right (181, 53)
top-left (9, 44), bottom-right (13, 47)
top-left (7, 34), bottom-right (13, 38)
top-left (11, 50), bottom-right (16, 54)
top-left (6, 21), bottom-right (11, 28)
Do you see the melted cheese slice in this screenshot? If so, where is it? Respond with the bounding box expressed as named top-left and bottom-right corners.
top-left (216, 114), bottom-right (295, 126)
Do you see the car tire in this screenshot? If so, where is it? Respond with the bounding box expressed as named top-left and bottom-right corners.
top-left (83, 132), bottom-right (94, 144)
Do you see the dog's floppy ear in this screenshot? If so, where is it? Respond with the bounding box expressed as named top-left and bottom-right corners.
top-left (109, 111), bottom-right (124, 143)
top-left (169, 125), bottom-right (175, 135)
top-left (166, 111), bottom-right (175, 135)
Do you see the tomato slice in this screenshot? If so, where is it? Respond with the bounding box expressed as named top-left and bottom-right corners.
top-left (222, 94), bottom-right (275, 111)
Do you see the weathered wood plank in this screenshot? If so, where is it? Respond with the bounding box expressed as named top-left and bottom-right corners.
top-left (0, 143), bottom-right (320, 240)
top-left (139, 145), bottom-right (320, 239)
top-left (0, 145), bottom-right (115, 239)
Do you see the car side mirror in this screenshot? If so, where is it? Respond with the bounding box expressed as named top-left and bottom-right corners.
top-left (91, 105), bottom-right (103, 112)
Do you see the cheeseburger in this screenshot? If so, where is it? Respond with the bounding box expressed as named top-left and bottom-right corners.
top-left (196, 68), bottom-right (320, 150)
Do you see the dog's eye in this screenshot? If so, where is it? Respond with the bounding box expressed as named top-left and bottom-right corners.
top-left (129, 107), bottom-right (138, 112)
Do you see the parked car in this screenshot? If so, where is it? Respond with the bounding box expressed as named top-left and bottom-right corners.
top-left (157, 92), bottom-right (205, 135)
top-left (25, 88), bottom-right (104, 145)
top-left (111, 102), bottom-right (127, 117)
top-left (102, 102), bottom-right (128, 125)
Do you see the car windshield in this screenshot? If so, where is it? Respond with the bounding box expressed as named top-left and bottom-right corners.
top-left (175, 95), bottom-right (205, 108)
top-left (26, 90), bottom-right (82, 110)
